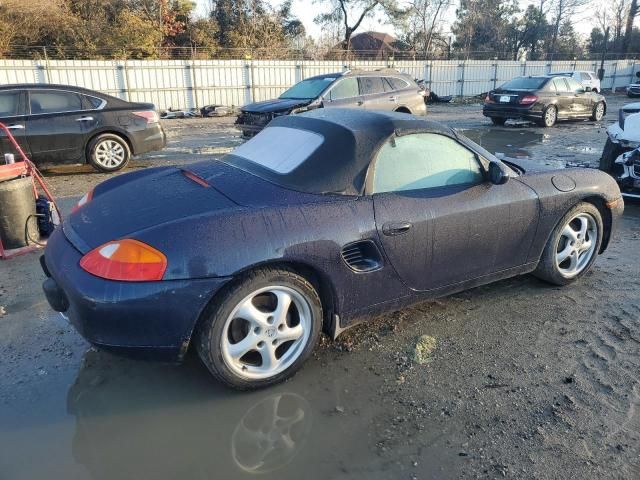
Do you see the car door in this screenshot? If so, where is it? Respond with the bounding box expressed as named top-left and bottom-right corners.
top-left (551, 77), bottom-right (573, 116)
top-left (323, 77), bottom-right (364, 108)
top-left (566, 77), bottom-right (591, 116)
top-left (370, 133), bottom-right (539, 291)
top-left (359, 76), bottom-right (392, 110)
top-left (0, 90), bottom-right (30, 160)
top-left (26, 89), bottom-right (93, 165)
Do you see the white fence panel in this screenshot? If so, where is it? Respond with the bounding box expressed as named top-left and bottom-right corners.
top-left (1, 59), bottom-right (639, 109)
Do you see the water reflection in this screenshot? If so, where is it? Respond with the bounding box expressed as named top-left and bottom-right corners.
top-left (66, 350), bottom-right (315, 479)
top-left (462, 128), bottom-right (544, 158)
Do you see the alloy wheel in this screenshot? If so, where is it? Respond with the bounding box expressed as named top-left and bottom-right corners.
top-left (555, 212), bottom-right (598, 278)
top-left (594, 103), bottom-right (605, 121)
top-left (221, 286), bottom-right (312, 380)
top-left (94, 139), bottom-right (126, 169)
top-left (544, 106), bottom-right (557, 126)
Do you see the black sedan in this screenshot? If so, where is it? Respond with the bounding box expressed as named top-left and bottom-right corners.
top-left (42, 109), bottom-right (623, 389)
top-left (483, 75), bottom-right (606, 127)
top-left (0, 84), bottom-right (166, 172)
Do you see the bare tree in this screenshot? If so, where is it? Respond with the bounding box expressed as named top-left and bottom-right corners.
top-left (547, 0), bottom-right (587, 58)
top-left (623, 0), bottom-right (638, 53)
top-left (314, 0), bottom-right (400, 50)
top-left (402, 0), bottom-right (451, 57)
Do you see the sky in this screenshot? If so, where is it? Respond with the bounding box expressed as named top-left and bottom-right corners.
top-left (194, 0), bottom-right (596, 41)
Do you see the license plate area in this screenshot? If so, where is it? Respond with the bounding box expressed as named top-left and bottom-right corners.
top-left (499, 95), bottom-right (511, 103)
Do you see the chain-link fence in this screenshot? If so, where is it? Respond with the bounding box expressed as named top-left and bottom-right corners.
top-left (1, 56), bottom-right (637, 110)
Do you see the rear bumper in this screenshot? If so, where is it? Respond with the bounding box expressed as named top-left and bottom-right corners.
top-left (130, 123), bottom-right (167, 156)
top-left (483, 104), bottom-right (542, 121)
top-left (41, 227), bottom-right (231, 361)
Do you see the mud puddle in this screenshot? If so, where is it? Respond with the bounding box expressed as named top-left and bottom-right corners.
top-left (0, 309), bottom-right (460, 480)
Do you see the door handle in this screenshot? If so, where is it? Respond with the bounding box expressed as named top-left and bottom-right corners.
top-left (382, 222), bottom-right (412, 236)
top-left (356, 100), bottom-right (364, 106)
top-left (75, 116), bottom-right (94, 122)
top-left (7, 124), bottom-right (24, 130)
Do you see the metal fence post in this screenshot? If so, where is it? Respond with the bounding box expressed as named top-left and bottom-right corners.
top-left (188, 61), bottom-right (199, 110)
top-left (122, 60), bottom-right (132, 102)
top-left (630, 61), bottom-right (637, 86)
top-left (521, 61), bottom-right (527, 76)
top-left (244, 60), bottom-right (253, 104)
top-left (117, 63), bottom-right (130, 101)
top-left (611, 61), bottom-right (618, 92)
top-left (459, 61), bottom-right (466, 97)
top-left (295, 63), bottom-right (302, 84)
top-left (545, 62), bottom-right (552, 75)
top-left (492, 62), bottom-right (498, 90)
top-left (42, 47), bottom-right (51, 83)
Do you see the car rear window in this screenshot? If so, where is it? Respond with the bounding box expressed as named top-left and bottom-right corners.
top-left (387, 77), bottom-right (410, 90)
top-left (279, 77), bottom-right (336, 100)
top-left (359, 77), bottom-right (386, 95)
top-left (84, 95), bottom-right (104, 109)
top-left (500, 77), bottom-right (547, 90)
top-left (227, 126), bottom-right (324, 174)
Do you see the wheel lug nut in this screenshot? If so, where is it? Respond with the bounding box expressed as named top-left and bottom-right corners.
top-left (267, 316), bottom-right (274, 324)
top-left (254, 327), bottom-right (261, 334)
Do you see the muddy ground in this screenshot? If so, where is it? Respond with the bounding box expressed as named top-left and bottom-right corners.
top-left (1, 95), bottom-right (639, 479)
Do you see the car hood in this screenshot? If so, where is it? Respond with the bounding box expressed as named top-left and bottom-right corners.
top-left (67, 166), bottom-right (241, 252)
top-left (241, 98), bottom-right (312, 113)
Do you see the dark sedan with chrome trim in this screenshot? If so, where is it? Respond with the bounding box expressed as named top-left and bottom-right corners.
top-left (42, 109), bottom-right (623, 390)
top-left (0, 84), bottom-right (166, 172)
top-left (483, 75), bottom-right (606, 127)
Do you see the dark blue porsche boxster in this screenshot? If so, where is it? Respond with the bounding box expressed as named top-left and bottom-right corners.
top-left (42, 109), bottom-right (624, 389)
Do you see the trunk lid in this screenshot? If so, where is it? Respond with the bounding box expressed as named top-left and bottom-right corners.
top-left (68, 166), bottom-right (240, 251)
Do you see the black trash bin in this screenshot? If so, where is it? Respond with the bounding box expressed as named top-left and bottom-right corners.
top-left (0, 176), bottom-right (39, 249)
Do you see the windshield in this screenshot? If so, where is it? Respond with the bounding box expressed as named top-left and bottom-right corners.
top-left (279, 76), bottom-right (336, 100)
top-left (500, 77), bottom-right (547, 90)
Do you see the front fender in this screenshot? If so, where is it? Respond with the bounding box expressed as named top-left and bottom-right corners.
top-left (518, 167), bottom-right (623, 262)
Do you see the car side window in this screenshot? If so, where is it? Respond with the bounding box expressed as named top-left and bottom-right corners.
top-left (580, 72), bottom-right (590, 81)
top-left (359, 77), bottom-right (385, 95)
top-left (388, 77), bottom-right (409, 90)
top-left (328, 78), bottom-right (359, 101)
top-left (552, 77), bottom-right (568, 92)
top-left (83, 95), bottom-right (104, 109)
top-left (0, 91), bottom-right (22, 117)
top-left (372, 133), bottom-right (484, 194)
top-left (566, 78), bottom-right (584, 92)
top-left (29, 91), bottom-right (83, 115)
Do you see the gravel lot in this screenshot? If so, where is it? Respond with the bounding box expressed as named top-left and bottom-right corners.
top-left (1, 95), bottom-right (638, 480)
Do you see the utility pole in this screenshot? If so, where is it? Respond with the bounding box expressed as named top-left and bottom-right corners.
top-left (599, 26), bottom-right (610, 81)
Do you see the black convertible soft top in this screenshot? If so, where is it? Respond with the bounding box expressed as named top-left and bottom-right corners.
top-left (224, 108), bottom-right (456, 195)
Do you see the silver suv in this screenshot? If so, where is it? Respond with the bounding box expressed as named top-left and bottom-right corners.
top-left (236, 69), bottom-right (428, 136)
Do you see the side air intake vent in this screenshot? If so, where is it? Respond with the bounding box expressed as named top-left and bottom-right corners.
top-left (341, 240), bottom-right (383, 273)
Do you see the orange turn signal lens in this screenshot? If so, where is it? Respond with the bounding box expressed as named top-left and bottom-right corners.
top-left (80, 239), bottom-right (167, 281)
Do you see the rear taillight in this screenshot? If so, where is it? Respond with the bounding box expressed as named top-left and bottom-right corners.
top-left (520, 95), bottom-right (538, 105)
top-left (484, 94), bottom-right (494, 104)
top-left (80, 239), bottom-right (167, 282)
top-left (72, 189), bottom-right (94, 213)
top-left (133, 111), bottom-right (159, 124)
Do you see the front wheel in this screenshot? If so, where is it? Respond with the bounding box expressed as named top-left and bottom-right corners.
top-left (539, 105), bottom-right (557, 127)
top-left (591, 101), bottom-right (605, 121)
top-left (88, 134), bottom-right (131, 172)
top-left (534, 202), bottom-right (603, 286)
top-left (195, 267), bottom-right (323, 390)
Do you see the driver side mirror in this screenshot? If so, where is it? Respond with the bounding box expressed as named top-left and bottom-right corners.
top-left (488, 161), bottom-right (510, 185)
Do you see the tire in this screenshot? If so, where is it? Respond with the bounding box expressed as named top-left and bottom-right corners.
top-left (534, 202), bottom-right (603, 286)
top-left (591, 101), bottom-right (605, 121)
top-left (87, 133), bottom-right (131, 172)
top-left (539, 105), bottom-right (557, 127)
top-left (491, 117), bottom-right (506, 126)
top-left (195, 267), bottom-right (323, 390)
top-left (599, 138), bottom-right (627, 173)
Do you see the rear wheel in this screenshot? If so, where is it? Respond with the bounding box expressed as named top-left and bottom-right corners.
top-left (591, 101), bottom-right (605, 121)
top-left (195, 267), bottom-right (322, 390)
top-left (534, 202), bottom-right (603, 286)
top-left (88, 134), bottom-right (131, 172)
top-left (490, 117), bottom-right (506, 126)
top-left (539, 105), bottom-right (557, 127)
